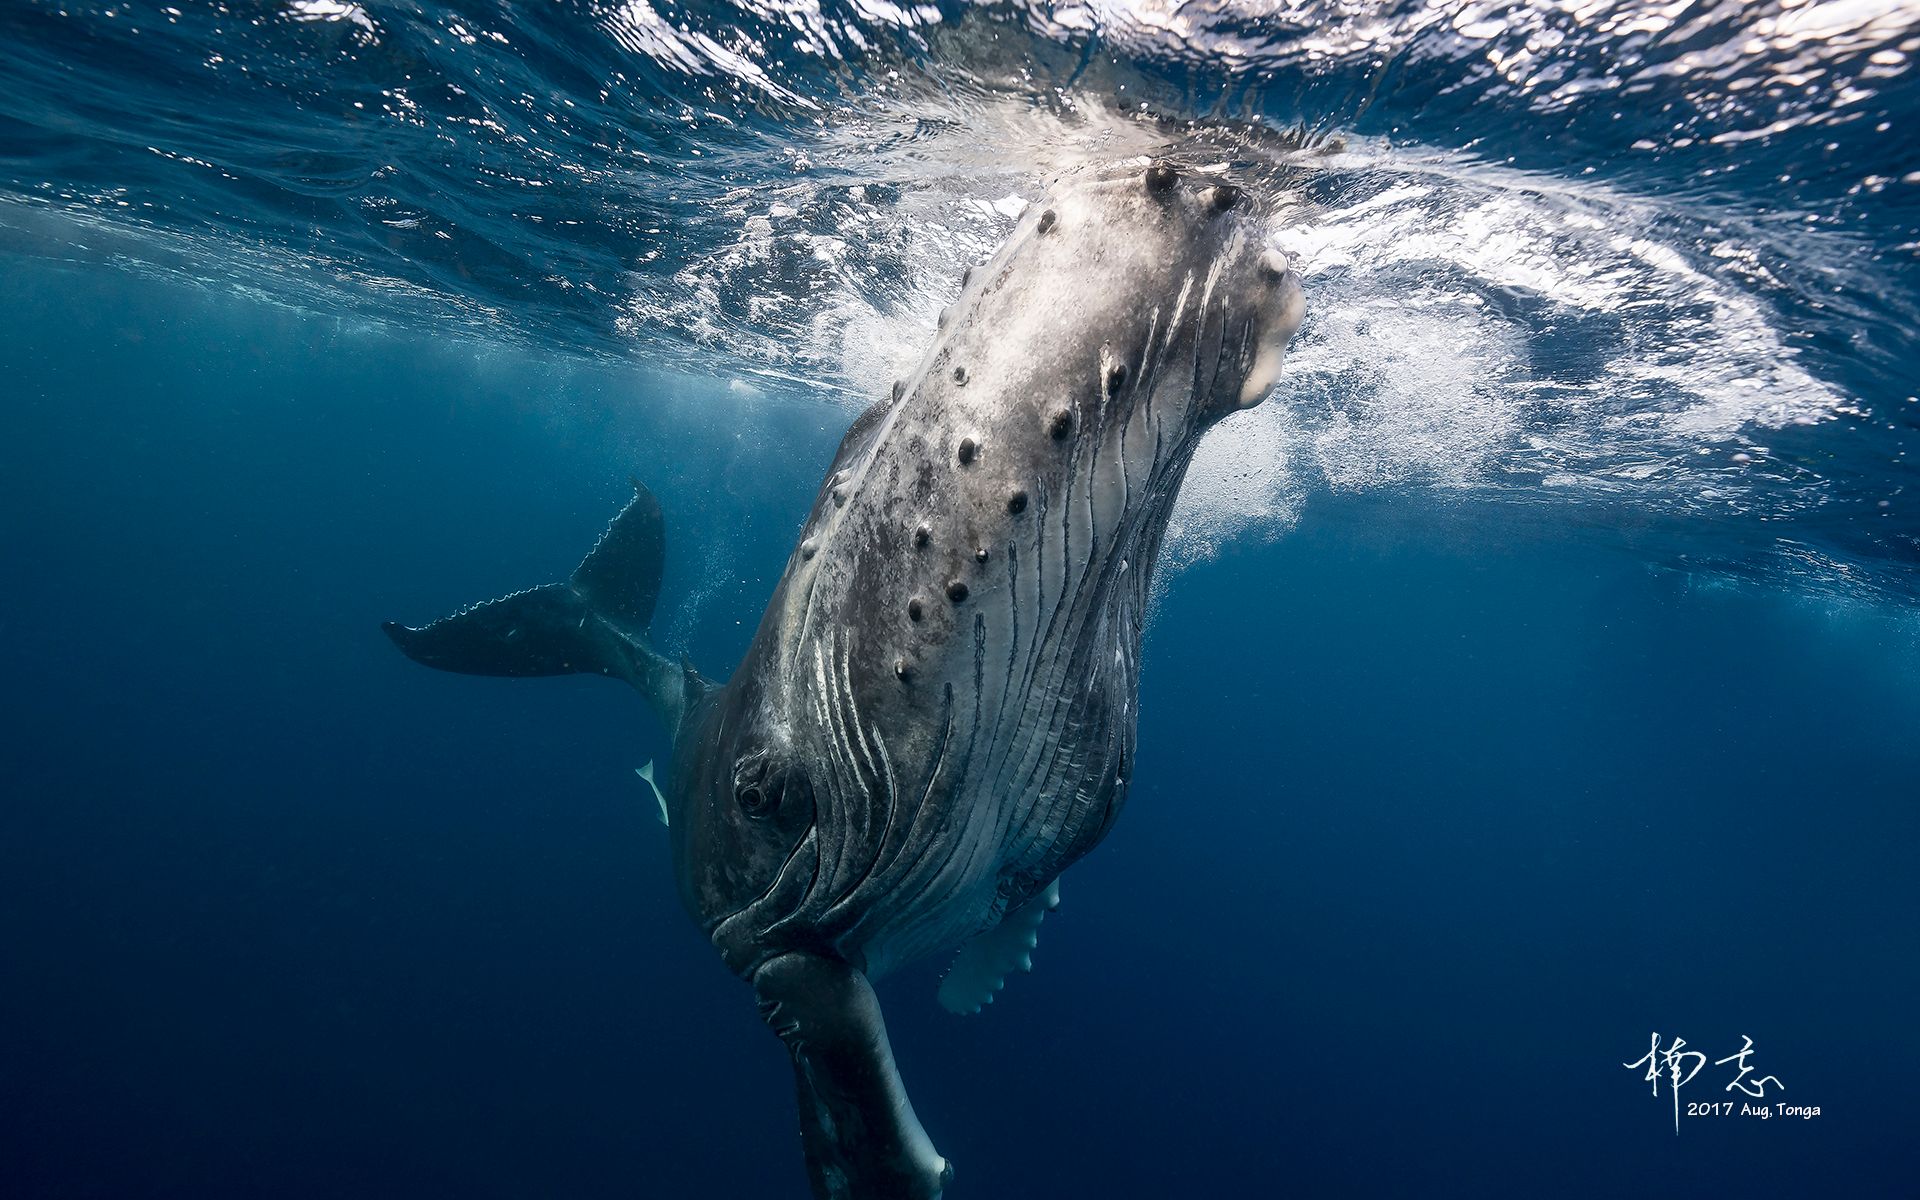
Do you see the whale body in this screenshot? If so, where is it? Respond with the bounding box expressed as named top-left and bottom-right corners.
top-left (384, 160), bottom-right (1305, 1199)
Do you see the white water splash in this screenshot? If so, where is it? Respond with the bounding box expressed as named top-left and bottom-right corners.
top-left (1160, 140), bottom-right (1851, 566)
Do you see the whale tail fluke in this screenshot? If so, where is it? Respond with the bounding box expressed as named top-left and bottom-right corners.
top-left (383, 481), bottom-right (698, 731)
top-left (570, 478), bottom-right (667, 638)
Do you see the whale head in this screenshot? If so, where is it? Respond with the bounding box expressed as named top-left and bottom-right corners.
top-left (673, 161), bottom-right (1306, 978)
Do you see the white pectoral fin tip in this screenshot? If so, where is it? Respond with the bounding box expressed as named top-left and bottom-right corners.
top-left (636, 760), bottom-right (669, 826)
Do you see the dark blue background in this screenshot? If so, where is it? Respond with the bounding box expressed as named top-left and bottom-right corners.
top-left (3, 263), bottom-right (1916, 1198)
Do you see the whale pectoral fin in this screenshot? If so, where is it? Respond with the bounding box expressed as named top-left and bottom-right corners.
top-left (634, 762), bottom-right (668, 826)
top-left (937, 877), bottom-right (1062, 1016)
top-left (753, 952), bottom-right (951, 1200)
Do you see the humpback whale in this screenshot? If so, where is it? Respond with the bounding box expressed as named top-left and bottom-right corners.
top-left (384, 160), bottom-right (1305, 1199)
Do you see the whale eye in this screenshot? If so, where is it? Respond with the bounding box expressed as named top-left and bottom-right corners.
top-left (733, 763), bottom-right (812, 822)
top-left (737, 783), bottom-right (772, 817)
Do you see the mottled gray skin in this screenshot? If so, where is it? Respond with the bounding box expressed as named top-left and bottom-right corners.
top-left (386, 161), bottom-right (1303, 1200)
top-left (671, 162), bottom-right (1303, 1198)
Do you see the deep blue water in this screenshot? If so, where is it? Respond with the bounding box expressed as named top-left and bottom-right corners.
top-left (4, 2), bottom-right (1920, 1198)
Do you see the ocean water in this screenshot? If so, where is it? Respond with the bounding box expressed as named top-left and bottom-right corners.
top-left (2, 2), bottom-right (1917, 1198)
